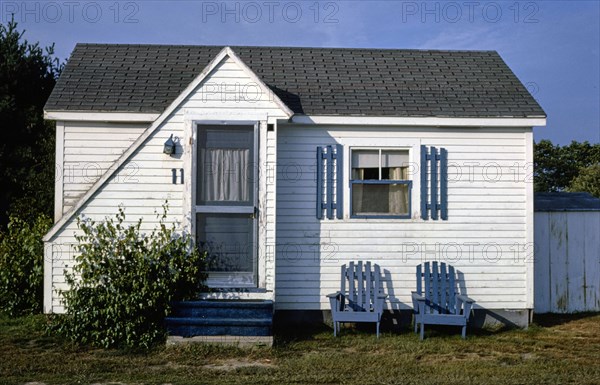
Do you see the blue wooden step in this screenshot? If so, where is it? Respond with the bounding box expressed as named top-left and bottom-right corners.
top-left (166, 300), bottom-right (273, 337)
top-left (166, 317), bottom-right (271, 326)
top-left (166, 317), bottom-right (272, 337)
top-left (167, 324), bottom-right (271, 337)
top-left (170, 300), bottom-right (273, 319)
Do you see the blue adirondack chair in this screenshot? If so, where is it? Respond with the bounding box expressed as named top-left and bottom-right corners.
top-left (327, 261), bottom-right (387, 337)
top-left (412, 261), bottom-right (475, 340)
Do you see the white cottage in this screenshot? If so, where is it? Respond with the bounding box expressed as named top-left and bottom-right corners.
top-left (43, 45), bottom-right (546, 331)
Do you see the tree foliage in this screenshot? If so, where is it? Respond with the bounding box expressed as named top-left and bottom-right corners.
top-left (567, 164), bottom-right (600, 198)
top-left (53, 206), bottom-right (207, 349)
top-left (534, 140), bottom-right (600, 195)
top-left (0, 214), bottom-right (52, 316)
top-left (0, 19), bottom-right (62, 225)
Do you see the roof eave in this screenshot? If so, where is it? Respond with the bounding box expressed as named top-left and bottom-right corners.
top-left (289, 115), bottom-right (547, 127)
top-left (44, 110), bottom-right (161, 123)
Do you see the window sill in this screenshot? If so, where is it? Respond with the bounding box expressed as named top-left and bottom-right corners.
top-left (350, 214), bottom-right (412, 219)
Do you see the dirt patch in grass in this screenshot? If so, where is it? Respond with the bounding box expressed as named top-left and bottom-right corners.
top-left (202, 358), bottom-right (275, 371)
top-left (416, 351), bottom-right (496, 364)
top-left (24, 383), bottom-right (133, 385)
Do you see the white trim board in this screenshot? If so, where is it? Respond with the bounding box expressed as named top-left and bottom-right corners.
top-left (44, 111), bottom-right (160, 122)
top-left (53, 121), bottom-right (65, 222)
top-left (524, 128), bottom-right (535, 309)
top-left (290, 115), bottom-right (547, 127)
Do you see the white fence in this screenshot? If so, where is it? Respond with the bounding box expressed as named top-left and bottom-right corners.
top-left (534, 211), bottom-right (600, 313)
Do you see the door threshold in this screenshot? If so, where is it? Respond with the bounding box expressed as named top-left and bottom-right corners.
top-left (200, 290), bottom-right (273, 301)
top-left (206, 287), bottom-right (267, 293)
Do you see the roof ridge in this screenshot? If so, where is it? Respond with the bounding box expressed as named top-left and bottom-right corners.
top-left (73, 42), bottom-right (498, 54)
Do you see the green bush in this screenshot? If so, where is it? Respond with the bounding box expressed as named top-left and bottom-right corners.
top-left (0, 214), bottom-right (52, 316)
top-left (55, 206), bottom-right (207, 349)
top-left (568, 164), bottom-right (600, 198)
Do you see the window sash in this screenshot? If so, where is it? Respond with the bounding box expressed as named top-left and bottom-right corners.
top-left (352, 149), bottom-right (410, 181)
top-left (351, 180), bottom-right (412, 218)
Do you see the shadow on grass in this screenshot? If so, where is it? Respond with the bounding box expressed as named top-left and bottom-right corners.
top-left (533, 312), bottom-right (600, 328)
top-left (407, 323), bottom-right (518, 340)
top-left (273, 322), bottom-right (331, 344)
top-left (273, 320), bottom-right (502, 344)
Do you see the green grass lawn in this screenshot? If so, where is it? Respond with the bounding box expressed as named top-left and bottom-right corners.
top-left (1, 313), bottom-right (599, 385)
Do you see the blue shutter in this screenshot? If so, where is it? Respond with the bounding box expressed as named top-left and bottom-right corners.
top-left (430, 146), bottom-right (438, 220)
top-left (420, 145), bottom-right (428, 220)
top-left (316, 146), bottom-right (324, 220)
top-left (421, 145), bottom-right (448, 221)
top-left (440, 148), bottom-right (448, 220)
top-left (325, 146), bottom-right (334, 219)
top-left (335, 144), bottom-right (344, 219)
top-left (316, 145), bottom-right (343, 220)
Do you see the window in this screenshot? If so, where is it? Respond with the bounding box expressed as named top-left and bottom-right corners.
top-left (351, 149), bottom-right (411, 218)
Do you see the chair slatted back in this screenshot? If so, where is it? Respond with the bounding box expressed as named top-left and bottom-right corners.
top-left (416, 261), bottom-right (457, 314)
top-left (341, 261), bottom-right (381, 312)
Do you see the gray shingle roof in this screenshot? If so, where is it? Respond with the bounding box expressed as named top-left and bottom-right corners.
top-left (45, 44), bottom-right (546, 118)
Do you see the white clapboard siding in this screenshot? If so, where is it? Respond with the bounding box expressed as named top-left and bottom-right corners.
top-left (534, 211), bottom-right (600, 313)
top-left (46, 55), bottom-right (288, 313)
top-left (275, 124), bottom-right (532, 311)
top-left (61, 122), bottom-right (148, 214)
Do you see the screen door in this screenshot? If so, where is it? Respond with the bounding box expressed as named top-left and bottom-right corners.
top-left (195, 124), bottom-right (257, 287)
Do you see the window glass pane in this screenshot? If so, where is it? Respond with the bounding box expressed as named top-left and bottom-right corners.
top-left (352, 183), bottom-right (409, 216)
top-left (196, 213), bottom-right (254, 273)
top-left (352, 150), bottom-right (379, 168)
top-left (196, 127), bottom-right (254, 205)
top-left (383, 166), bottom-right (408, 180)
top-left (352, 150), bottom-right (379, 180)
top-left (381, 150), bottom-right (409, 167)
top-left (352, 167), bottom-right (379, 180)
top-left (382, 150), bottom-right (409, 180)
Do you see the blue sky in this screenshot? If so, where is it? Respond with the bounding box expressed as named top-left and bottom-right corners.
top-left (2, 0), bottom-right (598, 144)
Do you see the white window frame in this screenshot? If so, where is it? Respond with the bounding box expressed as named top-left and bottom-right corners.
top-left (349, 146), bottom-right (413, 219)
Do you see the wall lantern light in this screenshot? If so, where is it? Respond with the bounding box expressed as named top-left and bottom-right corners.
top-left (163, 134), bottom-right (177, 156)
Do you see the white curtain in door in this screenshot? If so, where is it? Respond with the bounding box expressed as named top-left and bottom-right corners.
top-left (200, 148), bottom-right (250, 202)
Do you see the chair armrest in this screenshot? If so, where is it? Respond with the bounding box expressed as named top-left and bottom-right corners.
top-left (411, 292), bottom-right (426, 302)
top-left (411, 291), bottom-right (426, 314)
top-left (455, 294), bottom-right (475, 319)
top-left (373, 293), bottom-right (387, 315)
top-left (456, 294), bottom-right (475, 304)
top-left (327, 291), bottom-right (346, 314)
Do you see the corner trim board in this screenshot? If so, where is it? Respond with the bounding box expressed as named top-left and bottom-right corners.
top-left (54, 121), bottom-right (65, 222)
